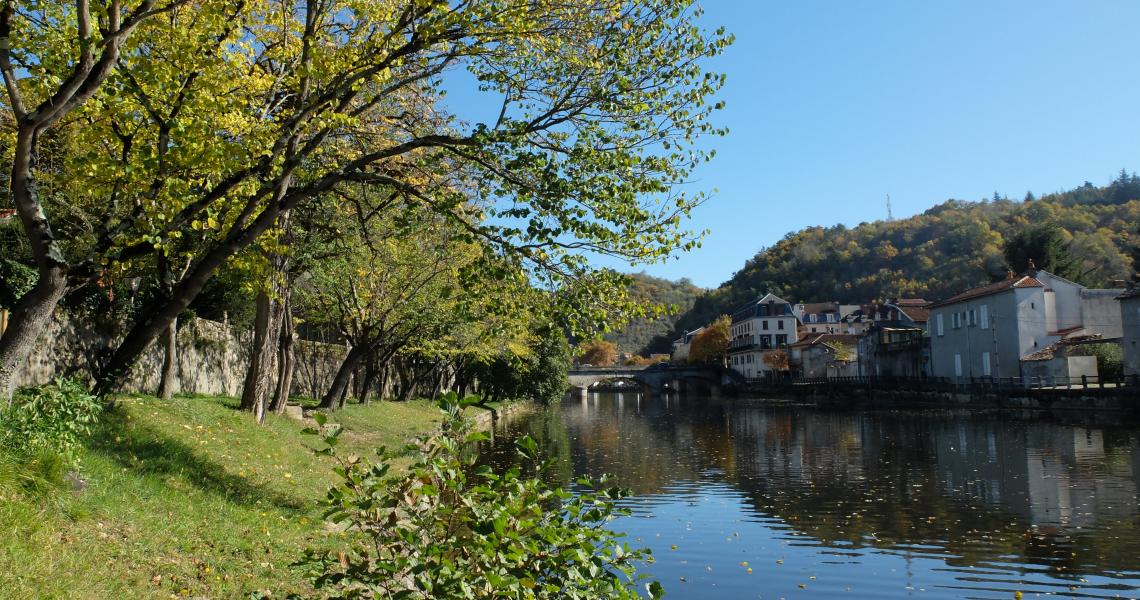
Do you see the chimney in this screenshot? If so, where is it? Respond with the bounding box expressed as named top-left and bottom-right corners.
top-left (1026, 258), bottom-right (1037, 278)
top-left (1006, 269), bottom-right (1014, 280)
top-left (1112, 279), bottom-right (1127, 288)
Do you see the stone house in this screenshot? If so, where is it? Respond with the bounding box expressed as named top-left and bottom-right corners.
top-left (928, 268), bottom-right (1123, 382)
top-left (728, 293), bottom-right (799, 379)
top-left (790, 333), bottom-right (859, 378)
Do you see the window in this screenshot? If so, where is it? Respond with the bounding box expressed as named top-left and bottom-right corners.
top-left (954, 354), bottom-right (962, 377)
top-left (953, 313), bottom-right (960, 329)
top-left (828, 314), bottom-right (836, 323)
top-left (809, 314), bottom-right (817, 323)
top-left (762, 320), bottom-right (769, 330)
top-left (968, 309), bottom-right (975, 326)
top-left (778, 320), bottom-right (785, 330)
top-left (936, 314), bottom-right (944, 336)
top-left (761, 335), bottom-right (772, 349)
top-left (982, 352), bottom-right (991, 377)
top-left (776, 334), bottom-right (788, 347)
top-left (747, 355), bottom-right (753, 364)
top-left (980, 305), bottom-right (989, 329)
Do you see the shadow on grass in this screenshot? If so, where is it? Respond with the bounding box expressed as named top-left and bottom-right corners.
top-left (87, 406), bottom-right (311, 514)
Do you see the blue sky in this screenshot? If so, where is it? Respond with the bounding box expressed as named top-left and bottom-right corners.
top-left (448, 1), bottom-right (1140, 289)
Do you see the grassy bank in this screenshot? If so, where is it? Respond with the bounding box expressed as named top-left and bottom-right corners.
top-left (0, 394), bottom-right (452, 599)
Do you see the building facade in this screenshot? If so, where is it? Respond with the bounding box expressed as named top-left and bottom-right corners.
top-left (929, 270), bottom-right (1123, 382)
top-left (728, 293), bottom-right (799, 379)
top-left (1119, 289), bottom-right (1140, 376)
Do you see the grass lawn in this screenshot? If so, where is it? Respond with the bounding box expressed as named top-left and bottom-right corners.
top-left (0, 394), bottom-right (456, 599)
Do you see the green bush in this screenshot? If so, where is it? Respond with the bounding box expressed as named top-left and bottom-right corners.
top-left (1, 378), bottom-right (102, 466)
top-left (300, 393), bottom-right (661, 599)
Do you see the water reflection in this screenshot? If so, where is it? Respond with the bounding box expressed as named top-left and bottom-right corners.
top-left (481, 392), bottom-right (1140, 599)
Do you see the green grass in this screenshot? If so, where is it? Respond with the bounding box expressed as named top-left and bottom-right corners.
top-left (0, 394), bottom-right (449, 599)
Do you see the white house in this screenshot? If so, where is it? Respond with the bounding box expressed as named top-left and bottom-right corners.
top-left (670, 327), bottom-right (704, 363)
top-left (728, 293), bottom-right (799, 379)
top-left (928, 268), bottom-right (1123, 382)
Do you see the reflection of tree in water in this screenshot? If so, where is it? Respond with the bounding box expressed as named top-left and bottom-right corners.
top-left (479, 397), bottom-right (1140, 582)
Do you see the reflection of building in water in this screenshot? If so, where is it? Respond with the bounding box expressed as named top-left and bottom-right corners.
top-left (726, 406), bottom-right (865, 486)
top-left (925, 420), bottom-right (1031, 516)
top-left (1025, 427), bottom-right (1138, 529)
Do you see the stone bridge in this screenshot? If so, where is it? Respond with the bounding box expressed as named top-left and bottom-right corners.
top-left (567, 364), bottom-right (732, 393)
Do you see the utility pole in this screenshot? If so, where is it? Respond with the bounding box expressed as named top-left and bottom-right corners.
top-left (886, 194), bottom-right (894, 221)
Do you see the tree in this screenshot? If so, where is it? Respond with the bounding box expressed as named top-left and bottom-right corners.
top-left (688, 314), bottom-right (729, 366)
top-left (577, 340), bottom-right (618, 367)
top-left (761, 349), bottom-right (789, 372)
top-left (65, 0), bottom-right (728, 397)
top-left (0, 0), bottom-right (192, 400)
top-left (1003, 223), bottom-right (1082, 281)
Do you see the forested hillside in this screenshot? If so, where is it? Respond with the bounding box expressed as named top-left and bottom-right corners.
top-left (661, 171), bottom-right (1140, 346)
top-left (605, 273), bottom-right (704, 355)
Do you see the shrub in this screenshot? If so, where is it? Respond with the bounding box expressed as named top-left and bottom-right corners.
top-left (300, 393), bottom-right (661, 599)
top-left (1, 378), bottom-right (102, 465)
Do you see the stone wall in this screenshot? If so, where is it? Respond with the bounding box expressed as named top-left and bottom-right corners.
top-left (12, 312), bottom-right (348, 398)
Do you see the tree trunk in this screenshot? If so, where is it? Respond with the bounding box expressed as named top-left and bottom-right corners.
top-left (359, 360), bottom-right (377, 405)
top-left (156, 317), bottom-right (178, 400)
top-left (318, 344), bottom-right (366, 410)
top-left (269, 297), bottom-right (294, 415)
top-left (240, 290), bottom-right (286, 422)
top-left (0, 127), bottom-right (69, 403)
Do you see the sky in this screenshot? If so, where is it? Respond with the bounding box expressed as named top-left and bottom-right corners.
top-left (447, 1), bottom-right (1140, 289)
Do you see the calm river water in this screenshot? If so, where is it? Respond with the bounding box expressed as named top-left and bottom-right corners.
top-left (478, 391), bottom-right (1140, 599)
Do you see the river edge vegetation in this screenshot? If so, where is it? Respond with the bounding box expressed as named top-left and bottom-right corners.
top-left (2, 390), bottom-right (657, 599)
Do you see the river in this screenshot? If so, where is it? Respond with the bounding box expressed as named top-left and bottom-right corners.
top-left (477, 391), bottom-right (1140, 599)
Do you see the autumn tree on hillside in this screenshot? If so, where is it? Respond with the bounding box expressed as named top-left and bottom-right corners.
top-left (577, 340), bottom-right (618, 367)
top-left (688, 315), bottom-right (729, 366)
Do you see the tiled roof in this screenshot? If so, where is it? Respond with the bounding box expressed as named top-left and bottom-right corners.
top-left (0, 208), bottom-right (15, 220)
top-left (930, 275), bottom-right (1044, 308)
top-left (893, 298), bottom-right (929, 307)
top-left (789, 333), bottom-right (857, 349)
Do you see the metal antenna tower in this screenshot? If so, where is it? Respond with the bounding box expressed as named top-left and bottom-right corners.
top-left (886, 194), bottom-right (894, 221)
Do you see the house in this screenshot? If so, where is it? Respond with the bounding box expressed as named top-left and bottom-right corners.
top-left (1020, 338), bottom-right (1101, 385)
top-left (790, 333), bottom-right (859, 378)
top-left (1118, 287), bottom-right (1140, 376)
top-left (727, 293), bottom-right (799, 379)
top-left (855, 298), bottom-right (932, 377)
top-left (879, 298), bottom-right (932, 330)
top-left (928, 266), bottom-right (1123, 382)
top-left (670, 327), bottom-right (704, 363)
top-left (857, 325), bottom-right (927, 377)
top-left (794, 301), bottom-right (859, 334)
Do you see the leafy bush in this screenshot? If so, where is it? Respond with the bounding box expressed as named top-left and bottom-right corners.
top-left (300, 393), bottom-right (660, 599)
top-left (1, 378), bottom-right (102, 465)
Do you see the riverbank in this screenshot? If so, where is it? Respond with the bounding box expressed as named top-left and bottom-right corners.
top-left (0, 394), bottom-right (472, 599)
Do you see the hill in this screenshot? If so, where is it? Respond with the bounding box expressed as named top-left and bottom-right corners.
top-left (605, 272), bottom-right (704, 355)
top-left (667, 171), bottom-right (1140, 339)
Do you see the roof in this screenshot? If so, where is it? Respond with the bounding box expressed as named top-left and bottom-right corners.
top-left (892, 298), bottom-right (929, 307)
top-left (798, 301), bottom-right (840, 315)
top-left (1117, 286), bottom-right (1140, 300)
top-left (930, 275), bottom-right (1044, 308)
top-left (732, 293), bottom-right (795, 323)
top-left (0, 208), bottom-right (15, 221)
top-left (789, 333), bottom-right (857, 349)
